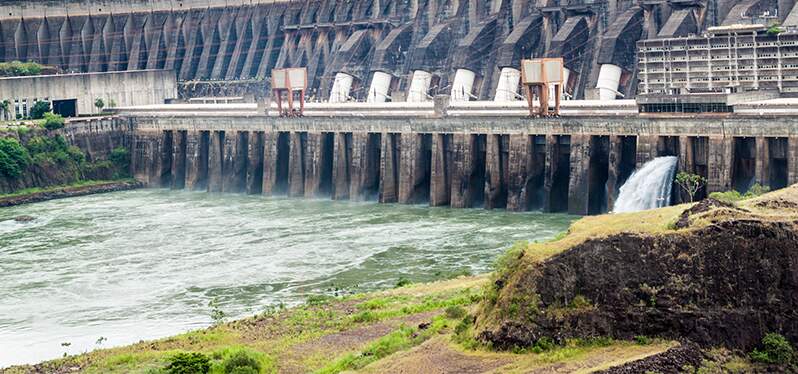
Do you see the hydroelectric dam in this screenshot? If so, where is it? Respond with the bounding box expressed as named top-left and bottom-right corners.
top-left (112, 100), bottom-right (798, 216)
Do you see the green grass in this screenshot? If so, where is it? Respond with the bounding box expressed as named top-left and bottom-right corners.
top-left (0, 179), bottom-right (135, 199)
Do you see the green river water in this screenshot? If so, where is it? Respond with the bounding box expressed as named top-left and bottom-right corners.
top-left (0, 189), bottom-right (575, 367)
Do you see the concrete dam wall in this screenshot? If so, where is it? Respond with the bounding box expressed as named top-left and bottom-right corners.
top-left (126, 115), bottom-right (798, 215)
top-left (0, 0), bottom-right (783, 101)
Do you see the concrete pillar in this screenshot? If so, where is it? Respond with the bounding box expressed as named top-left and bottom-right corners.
top-left (333, 132), bottom-right (351, 200)
top-left (450, 133), bottom-right (474, 208)
top-left (304, 132), bottom-right (323, 198)
top-left (755, 137), bottom-right (769, 188)
top-left (484, 134), bottom-right (508, 210)
top-left (506, 133), bottom-right (531, 212)
top-left (636, 135), bottom-right (657, 168)
top-left (207, 131), bottom-right (224, 193)
top-left (568, 134), bottom-right (591, 215)
top-left (184, 131), bottom-right (203, 191)
top-left (171, 130), bottom-right (186, 190)
top-left (349, 132), bottom-right (368, 201)
top-left (262, 131), bottom-right (278, 196)
top-left (288, 132), bottom-right (306, 197)
top-left (222, 131), bottom-right (247, 193)
top-left (379, 133), bottom-right (399, 203)
top-left (543, 135), bottom-right (558, 213)
top-left (430, 133), bottom-right (451, 206)
top-left (790, 137), bottom-right (798, 186)
top-left (246, 131), bottom-right (264, 195)
top-left (707, 136), bottom-right (732, 193)
top-left (607, 135), bottom-right (622, 211)
top-left (398, 133), bottom-right (427, 204)
top-left (132, 133), bottom-right (152, 186)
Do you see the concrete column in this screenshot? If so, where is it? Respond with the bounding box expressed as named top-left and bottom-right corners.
top-left (636, 135), bottom-right (657, 169)
top-left (132, 133), bottom-right (152, 186)
top-left (288, 132), bottom-right (305, 197)
top-left (349, 132), bottom-right (368, 201)
top-left (567, 134), bottom-right (590, 215)
top-left (606, 135), bottom-right (622, 211)
top-left (484, 134), bottom-right (508, 210)
top-left (450, 133), bottom-right (474, 208)
top-left (246, 131), bottom-right (264, 195)
top-left (543, 135), bottom-right (558, 213)
top-left (707, 136), bottom-right (732, 193)
top-left (207, 131), bottom-right (224, 193)
top-left (398, 133), bottom-right (422, 204)
top-left (790, 137), bottom-right (798, 186)
top-left (506, 133), bottom-right (531, 212)
top-left (222, 131), bottom-right (247, 193)
top-left (379, 133), bottom-right (399, 203)
top-left (430, 133), bottom-right (451, 206)
top-left (184, 131), bottom-right (203, 191)
top-left (171, 130), bottom-right (186, 190)
top-left (304, 132), bottom-right (323, 198)
top-left (755, 137), bottom-right (769, 187)
top-left (333, 132), bottom-right (351, 200)
top-left (262, 131), bottom-right (278, 196)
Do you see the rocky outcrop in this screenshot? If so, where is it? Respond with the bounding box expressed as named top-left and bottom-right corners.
top-left (0, 180), bottom-right (142, 207)
top-left (477, 190), bottom-right (798, 352)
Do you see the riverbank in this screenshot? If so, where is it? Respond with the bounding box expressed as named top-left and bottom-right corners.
top-left (8, 189), bottom-right (797, 373)
top-left (0, 179), bottom-right (142, 207)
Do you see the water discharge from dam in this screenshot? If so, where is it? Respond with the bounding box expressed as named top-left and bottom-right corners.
top-left (0, 190), bottom-right (574, 367)
top-left (613, 156), bottom-right (679, 213)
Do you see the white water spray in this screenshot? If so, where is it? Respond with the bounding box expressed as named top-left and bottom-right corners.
top-left (613, 156), bottom-right (679, 213)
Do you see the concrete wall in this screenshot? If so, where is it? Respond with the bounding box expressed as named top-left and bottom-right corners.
top-left (0, 70), bottom-right (177, 117)
top-left (127, 113), bottom-right (798, 215)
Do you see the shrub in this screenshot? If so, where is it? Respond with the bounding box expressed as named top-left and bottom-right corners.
top-left (750, 333), bottom-right (795, 365)
top-left (0, 61), bottom-right (43, 77)
top-left (0, 138), bottom-right (30, 178)
top-left (94, 98), bottom-right (105, 111)
top-left (43, 112), bottom-right (65, 130)
top-left (109, 146), bottom-right (131, 178)
top-left (165, 352), bottom-right (211, 374)
top-left (221, 350), bottom-right (262, 374)
top-left (29, 101), bottom-right (51, 119)
top-left (634, 335), bottom-right (653, 345)
top-left (395, 277), bottom-right (411, 288)
top-left (445, 305), bottom-right (467, 319)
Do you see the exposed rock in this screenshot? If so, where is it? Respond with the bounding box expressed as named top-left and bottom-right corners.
top-left (597, 342), bottom-right (704, 374)
top-left (13, 215), bottom-right (34, 222)
top-left (673, 197), bottom-right (743, 229)
top-left (0, 181), bottom-right (143, 208)
top-left (477, 218), bottom-right (798, 351)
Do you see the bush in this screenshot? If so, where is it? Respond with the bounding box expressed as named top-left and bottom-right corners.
top-left (709, 183), bottom-right (771, 203)
top-left (165, 352), bottom-right (211, 374)
top-left (221, 350), bottom-right (262, 374)
top-left (0, 137), bottom-right (30, 178)
top-left (750, 333), bottom-right (795, 365)
top-left (0, 61), bottom-right (43, 77)
top-left (109, 146), bottom-right (131, 178)
top-left (29, 101), bottom-right (50, 119)
top-left (445, 305), bottom-right (467, 319)
top-left (43, 112), bottom-right (65, 130)
top-left (395, 277), bottom-right (411, 288)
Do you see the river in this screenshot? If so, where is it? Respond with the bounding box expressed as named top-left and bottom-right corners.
top-left (0, 189), bottom-right (574, 367)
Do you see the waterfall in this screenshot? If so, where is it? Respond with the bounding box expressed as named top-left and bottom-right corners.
top-left (613, 156), bottom-right (679, 213)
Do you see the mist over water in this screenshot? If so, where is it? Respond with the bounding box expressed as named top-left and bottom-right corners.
top-left (0, 189), bottom-right (574, 367)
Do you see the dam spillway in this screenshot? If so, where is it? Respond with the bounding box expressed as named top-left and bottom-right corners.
top-left (123, 108), bottom-right (798, 215)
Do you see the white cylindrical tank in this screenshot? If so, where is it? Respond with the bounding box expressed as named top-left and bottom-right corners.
top-left (494, 67), bottom-right (521, 101)
top-left (596, 64), bottom-right (622, 101)
top-left (367, 71), bottom-right (392, 103)
top-left (450, 68), bottom-right (476, 102)
top-left (407, 70), bottom-right (432, 102)
top-left (329, 72), bottom-right (354, 103)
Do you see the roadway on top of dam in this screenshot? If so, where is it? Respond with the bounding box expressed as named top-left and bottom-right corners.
top-left (116, 100), bottom-right (798, 138)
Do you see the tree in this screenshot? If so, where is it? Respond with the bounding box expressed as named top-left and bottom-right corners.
top-left (43, 112), bottom-right (65, 130)
top-left (675, 171), bottom-right (706, 203)
top-left (0, 100), bottom-right (9, 121)
top-left (29, 100), bottom-right (51, 119)
top-left (94, 98), bottom-right (105, 112)
top-left (107, 98), bottom-right (117, 108)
